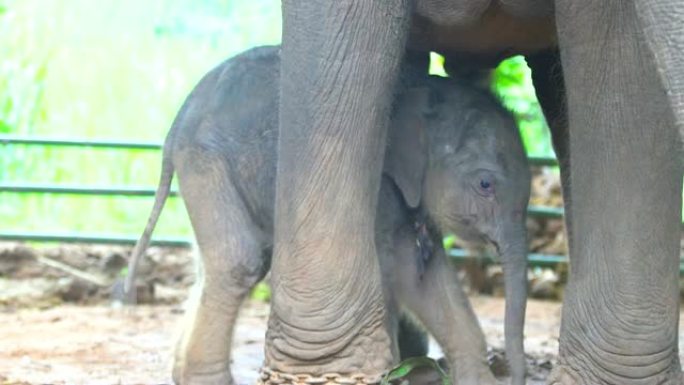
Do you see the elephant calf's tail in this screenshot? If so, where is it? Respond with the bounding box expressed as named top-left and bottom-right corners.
top-left (120, 136), bottom-right (175, 305)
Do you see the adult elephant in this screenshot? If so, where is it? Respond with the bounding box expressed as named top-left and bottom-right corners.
top-left (265, 1), bottom-right (683, 385)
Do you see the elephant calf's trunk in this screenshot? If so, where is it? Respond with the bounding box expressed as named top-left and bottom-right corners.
top-left (501, 240), bottom-right (528, 385)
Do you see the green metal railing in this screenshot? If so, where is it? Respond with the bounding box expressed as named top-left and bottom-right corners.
top-left (0, 231), bottom-right (191, 247)
top-left (1, 134), bottom-right (681, 273)
top-left (2, 135), bottom-right (563, 166)
top-left (0, 183), bottom-right (179, 197)
top-left (0, 135), bottom-right (163, 150)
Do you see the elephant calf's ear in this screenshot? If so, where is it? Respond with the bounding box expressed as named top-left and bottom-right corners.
top-left (384, 88), bottom-right (430, 208)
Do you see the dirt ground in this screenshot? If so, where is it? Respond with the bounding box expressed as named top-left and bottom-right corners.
top-left (0, 296), bottom-right (559, 385)
top-left (0, 241), bottom-right (566, 385)
top-left (3, 297), bottom-right (683, 385)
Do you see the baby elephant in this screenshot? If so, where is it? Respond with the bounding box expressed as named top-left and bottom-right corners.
top-left (125, 45), bottom-right (531, 385)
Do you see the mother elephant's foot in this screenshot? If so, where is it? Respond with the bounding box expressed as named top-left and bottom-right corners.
top-left (543, 285), bottom-right (683, 385)
top-left (261, 239), bottom-right (395, 380)
top-left (548, 364), bottom-right (683, 385)
top-left (544, 318), bottom-right (682, 385)
top-left (546, 365), bottom-right (580, 385)
top-left (261, 280), bottom-right (395, 384)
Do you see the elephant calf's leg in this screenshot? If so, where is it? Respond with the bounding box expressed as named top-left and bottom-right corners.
top-left (393, 242), bottom-right (496, 385)
top-left (173, 155), bottom-right (266, 385)
top-left (397, 316), bottom-right (429, 360)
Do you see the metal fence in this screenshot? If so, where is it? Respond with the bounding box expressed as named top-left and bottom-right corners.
top-left (2, 134), bottom-right (682, 272)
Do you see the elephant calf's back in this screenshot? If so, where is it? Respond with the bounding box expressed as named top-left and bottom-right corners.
top-left (171, 45), bottom-right (282, 234)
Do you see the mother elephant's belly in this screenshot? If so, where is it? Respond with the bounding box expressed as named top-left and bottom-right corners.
top-left (408, 2), bottom-right (557, 67)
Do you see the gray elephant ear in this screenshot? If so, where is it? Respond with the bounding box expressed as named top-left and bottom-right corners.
top-left (384, 87), bottom-right (433, 208)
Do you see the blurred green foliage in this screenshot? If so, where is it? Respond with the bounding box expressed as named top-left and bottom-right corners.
top-left (251, 282), bottom-right (272, 302)
top-left (430, 52), bottom-right (554, 157)
top-left (492, 56), bottom-right (554, 157)
top-left (0, 0), bottom-right (280, 236)
top-left (0, 1), bottom-right (560, 240)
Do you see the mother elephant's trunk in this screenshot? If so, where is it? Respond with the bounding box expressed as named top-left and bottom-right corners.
top-left (498, 229), bottom-right (528, 385)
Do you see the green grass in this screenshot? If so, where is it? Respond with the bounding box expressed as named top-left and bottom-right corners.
top-left (0, 0), bottom-right (562, 240)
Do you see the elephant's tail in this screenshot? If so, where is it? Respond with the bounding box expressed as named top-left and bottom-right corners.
top-left (120, 133), bottom-right (176, 305)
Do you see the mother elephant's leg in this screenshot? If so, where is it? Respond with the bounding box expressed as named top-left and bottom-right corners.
top-left (633, 1), bottom-right (684, 133)
top-left (263, 0), bottom-right (410, 378)
top-left (526, 49), bottom-right (571, 240)
top-left (550, 1), bottom-right (683, 384)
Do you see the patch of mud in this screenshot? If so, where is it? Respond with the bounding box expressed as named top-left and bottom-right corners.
top-left (0, 298), bottom-right (563, 385)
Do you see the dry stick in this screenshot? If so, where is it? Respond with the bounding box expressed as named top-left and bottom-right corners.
top-left (34, 255), bottom-right (111, 287)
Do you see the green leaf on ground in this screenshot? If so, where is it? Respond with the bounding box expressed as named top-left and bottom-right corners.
top-left (381, 357), bottom-right (450, 385)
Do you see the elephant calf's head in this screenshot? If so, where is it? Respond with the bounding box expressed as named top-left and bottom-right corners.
top-left (385, 77), bottom-right (531, 251)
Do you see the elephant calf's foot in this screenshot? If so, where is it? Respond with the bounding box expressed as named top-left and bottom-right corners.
top-left (451, 361), bottom-right (498, 385)
top-left (449, 357), bottom-right (499, 385)
top-left (172, 360), bottom-right (233, 385)
top-left (173, 334), bottom-right (233, 385)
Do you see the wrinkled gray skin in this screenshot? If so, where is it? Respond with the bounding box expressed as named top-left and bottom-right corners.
top-left (273, 1), bottom-right (683, 385)
top-left (125, 46), bottom-right (531, 385)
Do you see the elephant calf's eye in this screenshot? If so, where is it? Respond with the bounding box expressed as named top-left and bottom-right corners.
top-left (477, 177), bottom-right (495, 197)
